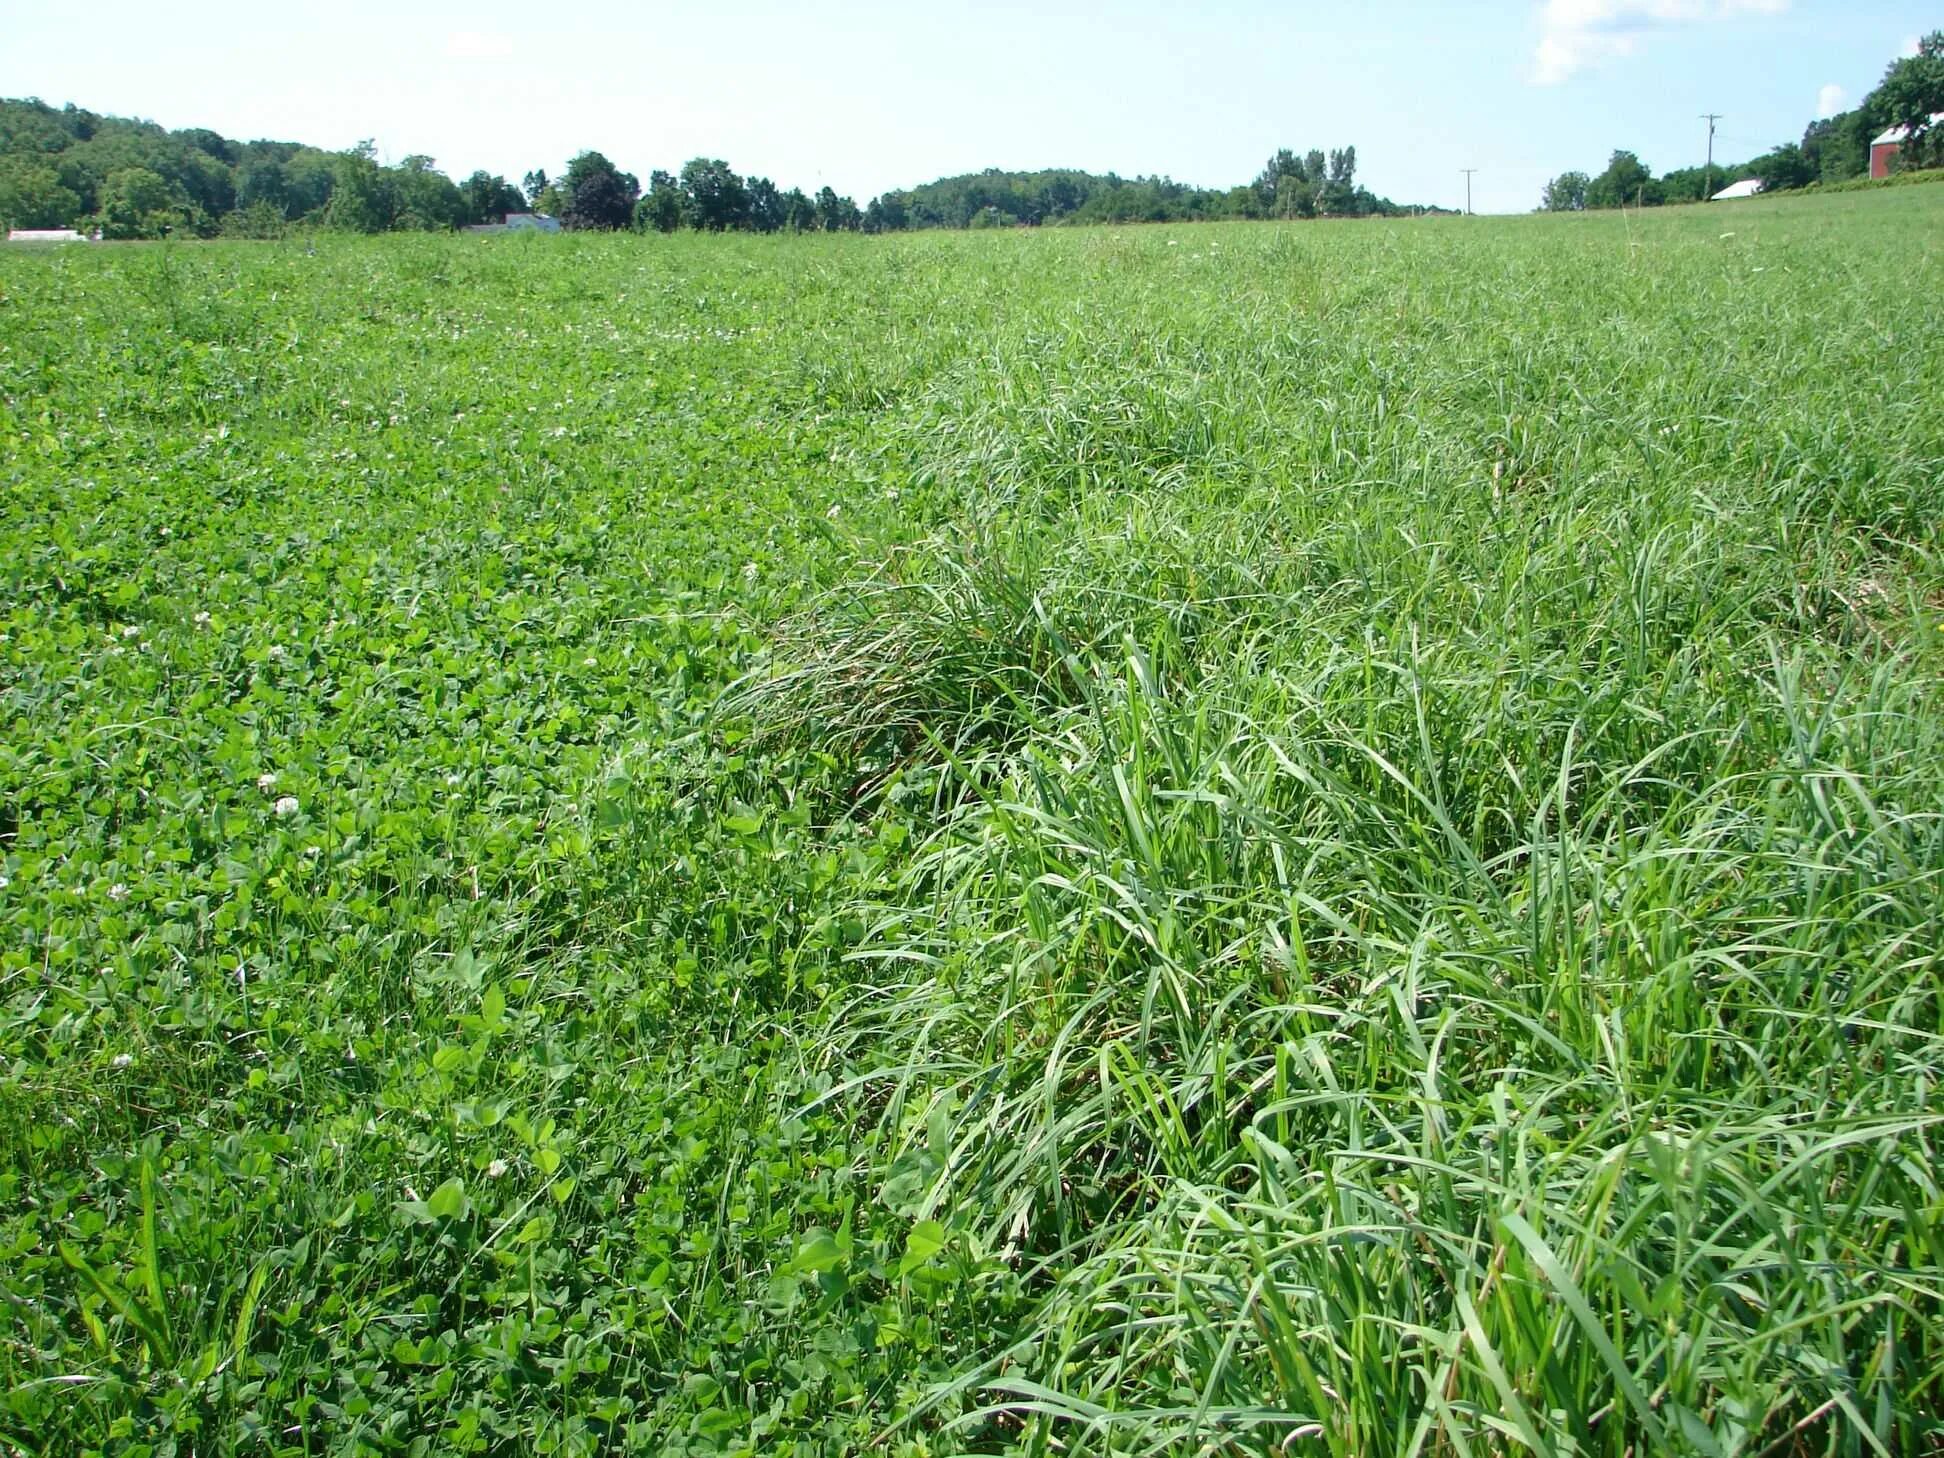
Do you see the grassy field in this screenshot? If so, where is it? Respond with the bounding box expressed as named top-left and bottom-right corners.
top-left (3, 187), bottom-right (1942, 1456)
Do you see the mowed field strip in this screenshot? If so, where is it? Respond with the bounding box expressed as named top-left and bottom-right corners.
top-left (3, 186), bottom-right (1942, 1455)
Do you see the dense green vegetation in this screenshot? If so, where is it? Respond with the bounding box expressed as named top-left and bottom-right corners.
top-left (1541, 31), bottom-right (1944, 208)
top-left (4, 187), bottom-right (1943, 1456)
top-left (0, 94), bottom-right (1434, 239)
top-left (876, 149), bottom-right (1427, 229)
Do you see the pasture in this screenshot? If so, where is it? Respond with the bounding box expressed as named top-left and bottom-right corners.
top-left (3, 187), bottom-right (1942, 1455)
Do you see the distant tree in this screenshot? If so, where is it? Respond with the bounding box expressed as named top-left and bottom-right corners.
top-left (282, 149), bottom-right (336, 218)
top-left (678, 157), bottom-right (749, 230)
top-left (521, 168), bottom-right (549, 206)
top-left (460, 169), bottom-right (524, 223)
top-left (870, 191), bottom-right (908, 231)
top-left (781, 187), bottom-right (817, 231)
top-left (1321, 146), bottom-right (1358, 214)
top-left (559, 150), bottom-right (638, 230)
top-left (1657, 165), bottom-right (1728, 204)
top-left (235, 159), bottom-right (288, 214)
top-left (93, 166), bottom-right (181, 238)
top-left (1540, 170), bottom-right (1589, 211)
top-left (1748, 143), bottom-right (1814, 193)
top-left (1274, 170), bottom-right (1316, 218)
top-left (747, 175), bottom-right (784, 232)
top-left (175, 127), bottom-right (236, 164)
top-left (635, 170), bottom-right (684, 232)
top-left (324, 146), bottom-right (392, 232)
top-left (174, 149), bottom-right (234, 219)
top-left (1221, 184), bottom-right (1264, 219)
top-left (1585, 150), bottom-right (1660, 208)
top-left (814, 185), bottom-right (860, 230)
top-left (391, 155), bottom-right (463, 229)
top-left (0, 98), bottom-right (78, 156)
top-left (0, 158), bottom-right (82, 227)
top-left (1875, 30), bottom-right (1944, 168)
top-left (1254, 147), bottom-right (1303, 207)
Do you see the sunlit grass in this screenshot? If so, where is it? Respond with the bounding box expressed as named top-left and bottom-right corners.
top-left (3, 188), bottom-right (1942, 1454)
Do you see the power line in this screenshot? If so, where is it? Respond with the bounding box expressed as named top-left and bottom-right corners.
top-left (1461, 169), bottom-right (1478, 216)
top-left (1701, 114), bottom-right (1722, 199)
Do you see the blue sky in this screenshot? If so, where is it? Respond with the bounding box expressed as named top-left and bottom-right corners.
top-left (1, 1), bottom-right (1932, 213)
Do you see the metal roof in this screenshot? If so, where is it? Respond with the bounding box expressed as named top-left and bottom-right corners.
top-left (1872, 112), bottom-right (1944, 147)
top-left (1711, 178), bottom-right (1764, 201)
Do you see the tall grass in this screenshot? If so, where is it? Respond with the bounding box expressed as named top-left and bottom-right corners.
top-left (4, 189), bottom-right (1942, 1454)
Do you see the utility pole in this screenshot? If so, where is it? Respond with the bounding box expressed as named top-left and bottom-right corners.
top-left (1701, 114), bottom-right (1722, 200)
top-left (1461, 169), bottom-right (1478, 216)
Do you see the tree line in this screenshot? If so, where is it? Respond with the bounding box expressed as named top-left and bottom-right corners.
top-left (1540, 32), bottom-right (1944, 210)
top-left (0, 97), bottom-right (1440, 239)
top-left (885, 149), bottom-right (1432, 228)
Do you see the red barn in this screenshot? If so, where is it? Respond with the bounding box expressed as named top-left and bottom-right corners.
top-left (1871, 113), bottom-right (1944, 178)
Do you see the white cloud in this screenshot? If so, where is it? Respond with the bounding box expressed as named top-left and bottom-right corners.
top-left (1816, 82), bottom-right (1846, 119)
top-left (445, 30), bottom-right (515, 61)
top-left (1532, 0), bottom-right (1789, 85)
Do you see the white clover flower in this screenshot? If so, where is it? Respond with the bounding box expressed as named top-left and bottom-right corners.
top-left (826, 503), bottom-right (842, 519)
top-left (121, 625), bottom-right (141, 640)
top-left (107, 882), bottom-right (129, 901)
top-left (257, 772), bottom-right (279, 792)
top-left (0, 875), bottom-right (10, 890)
top-left (112, 1053), bottom-right (133, 1069)
top-left (583, 656), bottom-right (598, 667)
top-left (193, 611), bottom-right (211, 627)
top-left (266, 645), bottom-right (286, 660)
top-left (445, 772), bottom-right (463, 786)
top-left (274, 796), bottom-right (300, 817)
top-left (486, 1159), bottom-right (509, 1178)
top-left (742, 562), bottom-right (759, 582)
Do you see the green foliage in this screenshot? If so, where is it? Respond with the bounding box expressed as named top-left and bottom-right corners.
top-left (1749, 141), bottom-right (1815, 192)
top-left (459, 170), bottom-right (524, 225)
top-left (0, 100), bottom-right (480, 236)
top-left (1586, 149), bottom-right (1661, 208)
top-left (559, 150), bottom-right (639, 231)
top-left (4, 188), bottom-right (1944, 1455)
top-left (677, 157), bottom-right (750, 232)
top-left (636, 170), bottom-right (684, 233)
top-left (1540, 168), bottom-right (1589, 210)
top-left (887, 154), bottom-right (1428, 230)
top-left (322, 145), bottom-right (391, 234)
top-left (0, 155), bottom-right (82, 228)
top-left (813, 185), bottom-right (860, 232)
top-left (93, 165), bottom-right (187, 239)
top-left (2, 94), bottom-right (1438, 239)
